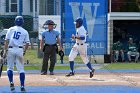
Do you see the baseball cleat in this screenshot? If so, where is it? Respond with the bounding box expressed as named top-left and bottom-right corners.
top-left (21, 87), bottom-right (26, 92)
top-left (90, 69), bottom-right (95, 78)
top-left (41, 72), bottom-right (47, 75)
top-left (66, 72), bottom-right (74, 77)
top-left (50, 72), bottom-right (54, 75)
top-left (10, 83), bottom-right (15, 91)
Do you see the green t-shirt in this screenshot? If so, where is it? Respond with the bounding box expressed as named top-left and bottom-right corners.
top-left (112, 42), bottom-right (123, 51)
top-left (127, 43), bottom-right (137, 52)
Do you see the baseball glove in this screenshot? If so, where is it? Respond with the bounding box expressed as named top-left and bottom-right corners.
top-left (58, 50), bottom-right (64, 58)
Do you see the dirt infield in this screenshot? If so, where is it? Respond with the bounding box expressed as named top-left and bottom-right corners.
top-left (0, 73), bottom-right (140, 87)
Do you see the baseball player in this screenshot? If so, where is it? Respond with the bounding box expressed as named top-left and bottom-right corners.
top-left (112, 40), bottom-right (125, 62)
top-left (66, 17), bottom-right (95, 78)
top-left (127, 38), bottom-right (139, 62)
top-left (4, 16), bottom-right (30, 92)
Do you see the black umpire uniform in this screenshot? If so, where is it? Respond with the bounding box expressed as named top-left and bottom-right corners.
top-left (40, 20), bottom-right (62, 75)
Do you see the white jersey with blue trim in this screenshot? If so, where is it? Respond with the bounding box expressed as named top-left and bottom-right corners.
top-left (76, 26), bottom-right (87, 44)
top-left (5, 26), bottom-right (30, 47)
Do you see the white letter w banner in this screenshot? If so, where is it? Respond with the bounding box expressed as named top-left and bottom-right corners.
top-left (64, 0), bottom-right (108, 55)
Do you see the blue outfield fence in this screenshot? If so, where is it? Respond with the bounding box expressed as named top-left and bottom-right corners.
top-left (64, 0), bottom-right (108, 56)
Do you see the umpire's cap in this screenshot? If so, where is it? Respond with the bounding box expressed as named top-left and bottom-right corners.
top-left (74, 17), bottom-right (83, 27)
top-left (15, 16), bottom-right (24, 26)
top-left (43, 20), bottom-right (57, 29)
top-left (44, 20), bottom-right (56, 25)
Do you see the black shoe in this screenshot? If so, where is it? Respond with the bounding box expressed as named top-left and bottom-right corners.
top-left (90, 69), bottom-right (95, 78)
top-left (21, 87), bottom-right (26, 92)
top-left (66, 72), bottom-right (74, 77)
top-left (41, 72), bottom-right (47, 75)
top-left (50, 72), bottom-right (54, 75)
top-left (10, 83), bottom-right (15, 91)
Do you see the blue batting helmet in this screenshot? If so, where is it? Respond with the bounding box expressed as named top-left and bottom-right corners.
top-left (15, 16), bottom-right (24, 26)
top-left (74, 17), bottom-right (83, 27)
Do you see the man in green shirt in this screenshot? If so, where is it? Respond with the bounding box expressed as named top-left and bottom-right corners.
top-left (127, 38), bottom-right (139, 62)
top-left (112, 41), bottom-right (124, 62)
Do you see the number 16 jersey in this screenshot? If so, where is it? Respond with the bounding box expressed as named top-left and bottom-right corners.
top-left (5, 26), bottom-right (30, 47)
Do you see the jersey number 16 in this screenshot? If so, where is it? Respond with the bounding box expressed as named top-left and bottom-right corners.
top-left (13, 31), bottom-right (21, 40)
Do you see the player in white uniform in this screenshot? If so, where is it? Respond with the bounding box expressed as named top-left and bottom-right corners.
top-left (66, 17), bottom-right (95, 78)
top-left (4, 16), bottom-right (30, 92)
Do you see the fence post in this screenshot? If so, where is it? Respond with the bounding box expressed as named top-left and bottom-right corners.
top-left (37, 39), bottom-right (43, 58)
top-left (30, 38), bottom-right (34, 49)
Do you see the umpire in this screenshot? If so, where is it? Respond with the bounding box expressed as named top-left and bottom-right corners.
top-left (40, 20), bottom-right (62, 75)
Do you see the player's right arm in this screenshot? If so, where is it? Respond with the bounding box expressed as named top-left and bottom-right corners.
top-left (24, 43), bottom-right (29, 53)
top-left (24, 31), bottom-right (30, 54)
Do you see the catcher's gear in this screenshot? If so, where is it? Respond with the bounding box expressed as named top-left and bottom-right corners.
top-left (15, 16), bottom-right (24, 26)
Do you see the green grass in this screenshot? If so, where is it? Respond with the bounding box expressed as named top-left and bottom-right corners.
top-left (4, 49), bottom-right (140, 70)
top-left (24, 49), bottom-right (42, 64)
top-left (24, 49), bottom-right (83, 64)
top-left (101, 63), bottom-right (140, 70)
top-left (1, 49), bottom-right (81, 71)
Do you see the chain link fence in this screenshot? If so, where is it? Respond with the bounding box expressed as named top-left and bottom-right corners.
top-left (0, 15), bottom-right (38, 52)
